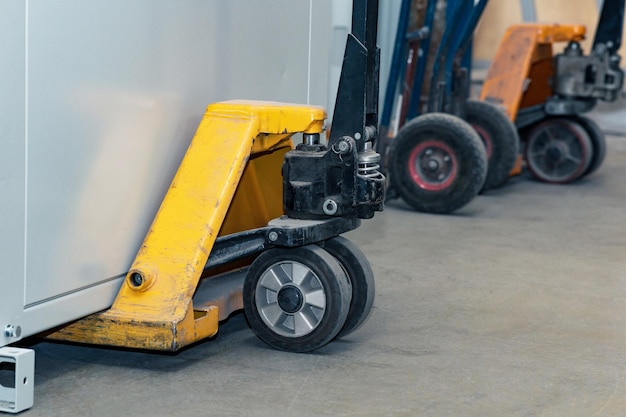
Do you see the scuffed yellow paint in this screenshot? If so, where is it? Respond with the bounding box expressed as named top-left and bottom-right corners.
top-left (48, 101), bottom-right (326, 351)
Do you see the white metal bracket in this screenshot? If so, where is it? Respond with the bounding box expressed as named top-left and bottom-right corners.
top-left (0, 347), bottom-right (34, 414)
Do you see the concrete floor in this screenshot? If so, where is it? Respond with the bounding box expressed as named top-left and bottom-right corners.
top-left (12, 109), bottom-right (626, 417)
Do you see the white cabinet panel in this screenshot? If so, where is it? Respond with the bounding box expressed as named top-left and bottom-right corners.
top-left (1, 0), bottom-right (332, 343)
top-left (0, 0), bottom-right (26, 347)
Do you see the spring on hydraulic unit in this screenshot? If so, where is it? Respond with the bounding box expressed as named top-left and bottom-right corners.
top-left (357, 148), bottom-right (383, 179)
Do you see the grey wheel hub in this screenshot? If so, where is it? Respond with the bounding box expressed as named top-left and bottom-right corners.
top-left (255, 261), bottom-right (327, 338)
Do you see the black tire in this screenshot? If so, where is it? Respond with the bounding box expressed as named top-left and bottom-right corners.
top-left (243, 245), bottom-right (351, 352)
top-left (465, 99), bottom-right (520, 190)
top-left (319, 236), bottom-right (375, 339)
top-left (388, 112), bottom-right (487, 214)
top-left (524, 117), bottom-right (593, 184)
top-left (571, 115), bottom-right (606, 177)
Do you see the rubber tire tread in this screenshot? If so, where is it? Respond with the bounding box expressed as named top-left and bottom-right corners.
top-left (465, 99), bottom-right (520, 190)
top-left (319, 236), bottom-right (375, 339)
top-left (524, 117), bottom-right (593, 184)
top-left (243, 245), bottom-right (351, 353)
top-left (571, 115), bottom-right (606, 177)
top-left (388, 112), bottom-right (488, 214)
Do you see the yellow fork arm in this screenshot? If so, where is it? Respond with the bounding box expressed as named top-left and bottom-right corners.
top-left (48, 100), bottom-right (326, 351)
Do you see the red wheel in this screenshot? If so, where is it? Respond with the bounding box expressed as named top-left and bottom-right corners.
top-left (407, 140), bottom-right (458, 191)
top-left (524, 118), bottom-right (593, 184)
top-left (388, 113), bottom-right (487, 214)
top-left (472, 124), bottom-right (493, 158)
top-left (571, 116), bottom-right (606, 177)
top-left (465, 100), bottom-right (519, 190)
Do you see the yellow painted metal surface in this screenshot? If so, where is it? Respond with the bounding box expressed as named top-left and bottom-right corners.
top-left (219, 145), bottom-right (289, 237)
top-left (48, 100), bottom-right (326, 351)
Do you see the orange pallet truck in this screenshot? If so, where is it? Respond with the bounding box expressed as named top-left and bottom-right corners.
top-left (480, 0), bottom-right (625, 183)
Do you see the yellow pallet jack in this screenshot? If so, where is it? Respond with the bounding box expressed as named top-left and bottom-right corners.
top-left (45, 0), bottom-right (384, 355)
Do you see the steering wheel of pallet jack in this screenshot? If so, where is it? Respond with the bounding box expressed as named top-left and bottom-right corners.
top-left (465, 99), bottom-right (520, 191)
top-left (318, 236), bottom-right (375, 339)
top-left (524, 118), bottom-right (593, 184)
top-left (243, 245), bottom-right (351, 352)
top-left (571, 115), bottom-right (607, 178)
top-left (388, 112), bottom-right (487, 214)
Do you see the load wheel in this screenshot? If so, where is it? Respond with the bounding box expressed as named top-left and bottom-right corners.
top-left (571, 115), bottom-right (606, 177)
top-left (465, 99), bottom-right (520, 191)
top-left (388, 112), bottom-right (487, 214)
top-left (243, 245), bottom-right (351, 352)
top-left (318, 236), bottom-right (375, 339)
top-left (524, 117), bottom-right (593, 184)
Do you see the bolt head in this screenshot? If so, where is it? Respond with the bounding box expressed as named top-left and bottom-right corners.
top-left (129, 273), bottom-right (144, 287)
top-left (323, 199), bottom-right (339, 215)
top-left (4, 324), bottom-right (21, 338)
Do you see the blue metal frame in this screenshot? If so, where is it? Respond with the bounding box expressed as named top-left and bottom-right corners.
top-left (427, 0), bottom-right (488, 113)
top-left (380, 0), bottom-right (412, 130)
top-left (405, 0), bottom-right (437, 119)
top-left (380, 0), bottom-right (488, 129)
top-left (444, 0), bottom-right (488, 89)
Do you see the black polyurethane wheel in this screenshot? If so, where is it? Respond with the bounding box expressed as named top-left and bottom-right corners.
top-left (388, 112), bottom-right (487, 214)
top-left (465, 99), bottom-right (520, 191)
top-left (243, 245), bottom-right (351, 353)
top-left (571, 115), bottom-right (606, 177)
top-left (318, 236), bottom-right (375, 339)
top-left (524, 117), bottom-right (593, 184)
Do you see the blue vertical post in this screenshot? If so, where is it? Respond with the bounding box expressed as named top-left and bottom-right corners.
top-left (443, 0), bottom-right (489, 97)
top-left (424, 0), bottom-right (464, 112)
top-left (380, 0), bottom-right (412, 130)
top-left (405, 0), bottom-right (437, 119)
